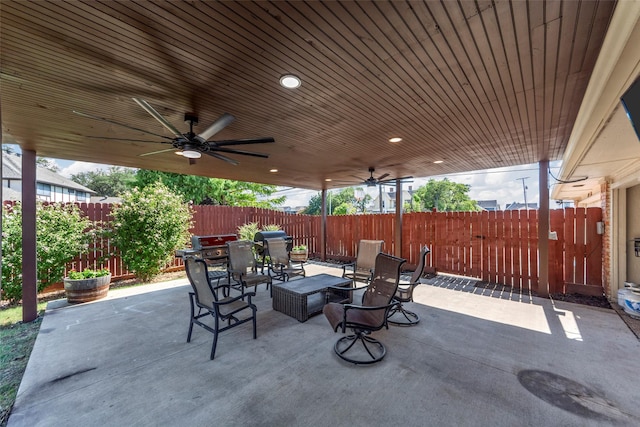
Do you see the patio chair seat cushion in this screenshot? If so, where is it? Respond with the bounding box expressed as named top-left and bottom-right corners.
top-left (217, 297), bottom-right (254, 317)
top-left (323, 302), bottom-right (383, 332)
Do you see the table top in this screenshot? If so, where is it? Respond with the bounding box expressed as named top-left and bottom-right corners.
top-left (273, 273), bottom-right (351, 295)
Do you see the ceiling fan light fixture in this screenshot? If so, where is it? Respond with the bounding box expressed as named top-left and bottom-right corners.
top-left (182, 149), bottom-right (201, 159)
top-left (279, 74), bottom-right (301, 89)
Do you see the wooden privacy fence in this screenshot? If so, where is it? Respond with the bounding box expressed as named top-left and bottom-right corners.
top-left (62, 204), bottom-right (601, 293)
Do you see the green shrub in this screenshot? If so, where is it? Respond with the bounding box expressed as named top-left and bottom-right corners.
top-left (110, 182), bottom-right (192, 282)
top-left (237, 222), bottom-right (260, 242)
top-left (237, 222), bottom-right (282, 241)
top-left (1, 202), bottom-right (93, 303)
top-left (67, 268), bottom-right (110, 280)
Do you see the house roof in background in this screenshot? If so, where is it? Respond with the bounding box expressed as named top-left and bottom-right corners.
top-left (2, 152), bottom-right (96, 194)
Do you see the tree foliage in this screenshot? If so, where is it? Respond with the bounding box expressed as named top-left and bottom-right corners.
top-left (36, 157), bottom-right (60, 173)
top-left (411, 178), bottom-right (480, 212)
top-left (71, 166), bottom-right (136, 197)
top-left (134, 169), bottom-right (285, 207)
top-left (110, 182), bottom-right (193, 282)
top-left (1, 202), bottom-right (93, 302)
top-left (302, 187), bottom-right (370, 215)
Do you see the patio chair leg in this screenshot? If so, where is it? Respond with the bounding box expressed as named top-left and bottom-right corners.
top-left (334, 332), bottom-right (386, 365)
top-left (210, 318), bottom-right (220, 360)
top-left (187, 292), bottom-right (196, 342)
top-left (387, 304), bottom-right (420, 326)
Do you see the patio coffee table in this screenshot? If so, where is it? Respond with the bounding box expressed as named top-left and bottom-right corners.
top-left (272, 274), bottom-right (352, 322)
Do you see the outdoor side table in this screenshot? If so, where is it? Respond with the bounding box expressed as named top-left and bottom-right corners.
top-left (272, 274), bottom-right (352, 322)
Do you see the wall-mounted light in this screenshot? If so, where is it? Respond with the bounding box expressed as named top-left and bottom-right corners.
top-left (635, 238), bottom-right (640, 257)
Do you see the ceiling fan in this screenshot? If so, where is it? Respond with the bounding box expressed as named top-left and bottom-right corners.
top-left (73, 98), bottom-right (274, 166)
top-left (352, 167), bottom-right (413, 187)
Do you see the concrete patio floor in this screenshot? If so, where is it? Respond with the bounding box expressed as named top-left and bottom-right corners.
top-left (8, 262), bottom-right (640, 426)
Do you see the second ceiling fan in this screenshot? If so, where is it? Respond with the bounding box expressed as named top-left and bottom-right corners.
top-left (74, 98), bottom-right (274, 166)
top-left (352, 167), bottom-right (413, 187)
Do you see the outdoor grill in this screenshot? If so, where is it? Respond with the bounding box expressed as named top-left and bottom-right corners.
top-left (175, 234), bottom-right (238, 265)
top-left (253, 230), bottom-right (293, 258)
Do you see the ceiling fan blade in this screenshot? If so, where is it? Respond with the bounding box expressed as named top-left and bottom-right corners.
top-left (210, 147), bottom-right (269, 158)
top-left (132, 98), bottom-right (183, 138)
top-left (377, 173), bottom-right (390, 181)
top-left (379, 176), bottom-right (414, 184)
top-left (195, 113), bottom-right (235, 143)
top-left (87, 136), bottom-right (173, 143)
top-left (212, 137), bottom-right (275, 146)
top-left (139, 148), bottom-right (176, 157)
top-left (350, 175), bottom-right (365, 181)
top-left (73, 111), bottom-right (171, 139)
top-left (202, 150), bottom-right (239, 165)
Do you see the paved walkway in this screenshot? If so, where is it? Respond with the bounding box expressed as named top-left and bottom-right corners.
top-left (8, 263), bottom-right (640, 426)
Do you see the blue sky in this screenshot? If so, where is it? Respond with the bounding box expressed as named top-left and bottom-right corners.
top-left (5, 143), bottom-right (561, 208)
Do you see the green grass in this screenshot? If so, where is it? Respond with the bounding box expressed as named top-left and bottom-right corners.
top-left (0, 307), bottom-right (44, 427)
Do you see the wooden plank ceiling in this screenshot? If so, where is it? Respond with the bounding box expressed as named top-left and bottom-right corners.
top-left (0, 0), bottom-right (616, 190)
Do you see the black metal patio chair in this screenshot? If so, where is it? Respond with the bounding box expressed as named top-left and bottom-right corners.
top-left (227, 239), bottom-right (272, 296)
top-left (324, 252), bottom-right (405, 365)
top-left (264, 237), bottom-right (306, 282)
top-left (387, 246), bottom-right (430, 326)
top-left (342, 239), bottom-right (384, 285)
top-left (185, 256), bottom-right (257, 360)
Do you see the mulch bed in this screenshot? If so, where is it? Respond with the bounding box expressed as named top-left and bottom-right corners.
top-left (550, 293), bottom-right (613, 309)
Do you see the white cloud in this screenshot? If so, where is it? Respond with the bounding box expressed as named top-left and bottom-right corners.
top-left (58, 161), bottom-right (111, 178)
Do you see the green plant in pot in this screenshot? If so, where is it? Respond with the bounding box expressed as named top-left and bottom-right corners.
top-left (64, 268), bottom-right (112, 304)
top-left (290, 245), bottom-right (308, 262)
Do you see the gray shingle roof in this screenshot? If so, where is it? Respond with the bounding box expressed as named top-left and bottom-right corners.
top-left (2, 152), bottom-right (96, 194)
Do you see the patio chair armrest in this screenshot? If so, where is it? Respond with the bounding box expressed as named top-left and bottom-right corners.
top-left (326, 283), bottom-right (367, 292)
top-left (343, 301), bottom-right (397, 312)
top-left (341, 262), bottom-right (356, 274)
top-left (213, 291), bottom-right (257, 305)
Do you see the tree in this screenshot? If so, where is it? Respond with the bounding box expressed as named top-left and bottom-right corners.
top-left (134, 169), bottom-right (286, 207)
top-left (110, 182), bottom-right (193, 282)
top-left (36, 157), bottom-right (60, 173)
top-left (71, 167), bottom-right (136, 196)
top-left (302, 187), bottom-right (368, 215)
top-left (411, 178), bottom-right (480, 212)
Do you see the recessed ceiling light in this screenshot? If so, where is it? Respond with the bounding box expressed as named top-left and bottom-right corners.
top-left (389, 137), bottom-right (402, 143)
top-left (325, 178), bottom-right (332, 182)
top-left (270, 168), bottom-right (278, 173)
top-left (433, 160), bottom-right (443, 164)
top-left (279, 74), bottom-right (301, 89)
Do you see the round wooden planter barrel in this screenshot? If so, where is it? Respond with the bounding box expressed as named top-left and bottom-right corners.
top-left (290, 250), bottom-right (308, 262)
top-left (63, 274), bottom-right (111, 304)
